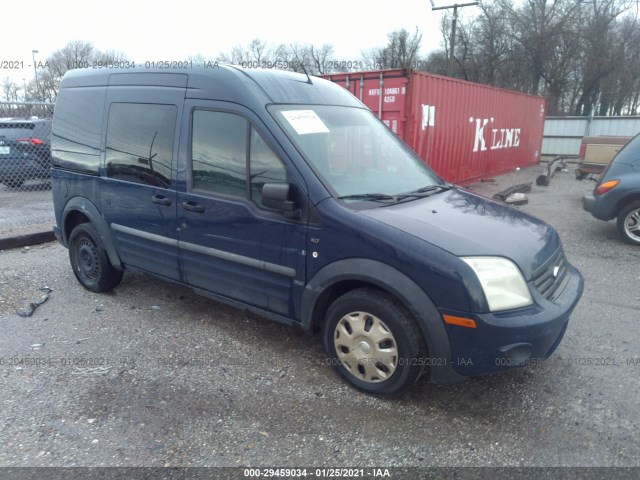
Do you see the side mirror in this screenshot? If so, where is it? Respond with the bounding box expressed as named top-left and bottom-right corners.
top-left (262, 183), bottom-right (300, 219)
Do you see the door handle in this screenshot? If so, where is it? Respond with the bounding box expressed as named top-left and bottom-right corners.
top-left (152, 195), bottom-right (172, 206)
top-left (181, 201), bottom-right (205, 213)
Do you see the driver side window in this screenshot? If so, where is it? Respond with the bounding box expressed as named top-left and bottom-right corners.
top-left (250, 127), bottom-right (287, 209)
top-left (190, 109), bottom-right (287, 210)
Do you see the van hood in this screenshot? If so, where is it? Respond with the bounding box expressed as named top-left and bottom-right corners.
top-left (360, 188), bottom-right (559, 279)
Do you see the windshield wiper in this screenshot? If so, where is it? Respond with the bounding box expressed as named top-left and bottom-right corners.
top-left (337, 193), bottom-right (397, 202)
top-left (396, 184), bottom-right (453, 200)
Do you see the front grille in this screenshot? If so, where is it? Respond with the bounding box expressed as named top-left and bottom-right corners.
top-left (532, 246), bottom-right (570, 302)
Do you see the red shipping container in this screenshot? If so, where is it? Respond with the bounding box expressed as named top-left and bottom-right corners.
top-left (320, 69), bottom-right (546, 185)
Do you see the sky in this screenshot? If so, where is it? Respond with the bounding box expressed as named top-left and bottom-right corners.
top-left (0, 0), bottom-right (465, 87)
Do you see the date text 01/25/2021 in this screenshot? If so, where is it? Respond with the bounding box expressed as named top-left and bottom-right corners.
top-left (243, 468), bottom-right (391, 478)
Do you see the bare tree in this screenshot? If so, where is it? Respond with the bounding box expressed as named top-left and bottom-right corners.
top-left (426, 0), bottom-right (640, 116)
top-left (216, 40), bottom-right (341, 75)
top-left (360, 48), bottom-right (383, 70)
top-left (218, 38), bottom-right (286, 67)
top-left (21, 11), bottom-right (640, 117)
top-left (26, 40), bottom-right (130, 102)
top-left (248, 39), bottom-right (268, 64)
top-left (94, 49), bottom-right (129, 64)
top-left (188, 53), bottom-right (210, 67)
top-left (498, 0), bottom-right (583, 95)
top-left (46, 40), bottom-right (96, 79)
top-left (574, 0), bottom-right (631, 115)
top-left (423, 49), bottom-right (449, 75)
top-left (465, 2), bottom-right (517, 86)
top-left (596, 12), bottom-right (640, 115)
top-left (310, 44), bottom-right (334, 74)
top-left (370, 28), bottom-right (423, 70)
top-left (217, 45), bottom-right (250, 65)
top-left (272, 43), bottom-right (305, 72)
top-left (2, 77), bottom-right (21, 102)
top-left (287, 43), bottom-right (315, 72)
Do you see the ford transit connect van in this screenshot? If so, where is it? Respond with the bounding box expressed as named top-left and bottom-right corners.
top-left (51, 66), bottom-right (583, 395)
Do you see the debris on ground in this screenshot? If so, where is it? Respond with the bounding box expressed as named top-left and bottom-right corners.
top-left (536, 156), bottom-right (577, 186)
top-left (493, 182), bottom-right (532, 201)
top-left (505, 192), bottom-right (529, 205)
top-left (16, 287), bottom-right (53, 317)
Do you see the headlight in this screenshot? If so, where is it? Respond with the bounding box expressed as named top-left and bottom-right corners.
top-left (462, 257), bottom-right (533, 312)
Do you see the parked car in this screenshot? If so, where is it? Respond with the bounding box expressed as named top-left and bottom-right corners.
top-left (583, 133), bottom-right (640, 245)
top-left (0, 118), bottom-right (52, 188)
top-left (51, 67), bottom-right (583, 396)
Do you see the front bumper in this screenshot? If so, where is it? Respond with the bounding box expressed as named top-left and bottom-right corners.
top-left (440, 264), bottom-right (584, 377)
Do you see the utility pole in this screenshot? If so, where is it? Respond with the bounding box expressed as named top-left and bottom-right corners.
top-left (430, 1), bottom-right (478, 77)
top-left (31, 50), bottom-right (39, 101)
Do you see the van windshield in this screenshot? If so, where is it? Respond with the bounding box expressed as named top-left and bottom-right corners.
top-left (270, 105), bottom-right (443, 200)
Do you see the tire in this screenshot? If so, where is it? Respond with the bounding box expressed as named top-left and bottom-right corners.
top-left (322, 288), bottom-right (428, 396)
top-left (69, 223), bottom-right (123, 292)
top-left (616, 201), bottom-right (640, 246)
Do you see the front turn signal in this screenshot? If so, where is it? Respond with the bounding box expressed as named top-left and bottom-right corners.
top-left (443, 314), bottom-right (477, 329)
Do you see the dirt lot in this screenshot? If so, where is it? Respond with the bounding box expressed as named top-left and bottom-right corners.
top-left (0, 164), bottom-right (639, 476)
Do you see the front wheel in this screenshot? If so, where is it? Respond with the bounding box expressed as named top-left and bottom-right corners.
top-left (69, 223), bottom-right (123, 292)
top-left (617, 201), bottom-right (640, 245)
top-left (322, 289), bottom-right (428, 396)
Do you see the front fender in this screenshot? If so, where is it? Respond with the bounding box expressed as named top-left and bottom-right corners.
top-left (301, 258), bottom-right (465, 384)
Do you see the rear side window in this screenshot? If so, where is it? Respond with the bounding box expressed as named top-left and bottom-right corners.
top-left (52, 87), bottom-right (104, 173)
top-left (105, 103), bottom-right (176, 188)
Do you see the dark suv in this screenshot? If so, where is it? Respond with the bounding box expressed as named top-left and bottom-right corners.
top-left (0, 118), bottom-right (52, 188)
top-left (583, 133), bottom-right (640, 245)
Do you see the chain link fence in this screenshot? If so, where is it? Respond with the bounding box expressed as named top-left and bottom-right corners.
top-left (0, 101), bottom-right (55, 240)
top-left (0, 101), bottom-right (54, 191)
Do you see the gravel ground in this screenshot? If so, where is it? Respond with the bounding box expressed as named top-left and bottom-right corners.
top-left (0, 164), bottom-right (639, 473)
top-left (0, 183), bottom-right (54, 238)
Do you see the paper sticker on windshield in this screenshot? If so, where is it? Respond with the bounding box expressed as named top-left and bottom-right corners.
top-left (281, 110), bottom-right (329, 135)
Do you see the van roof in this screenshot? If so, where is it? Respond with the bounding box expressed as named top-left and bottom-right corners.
top-left (59, 65), bottom-right (363, 109)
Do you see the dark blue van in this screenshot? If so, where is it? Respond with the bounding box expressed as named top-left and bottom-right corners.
top-left (51, 66), bottom-right (583, 395)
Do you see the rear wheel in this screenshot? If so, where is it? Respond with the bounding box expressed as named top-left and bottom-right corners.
top-left (69, 223), bottom-right (123, 292)
top-left (322, 288), bottom-right (427, 396)
top-left (616, 201), bottom-right (640, 245)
